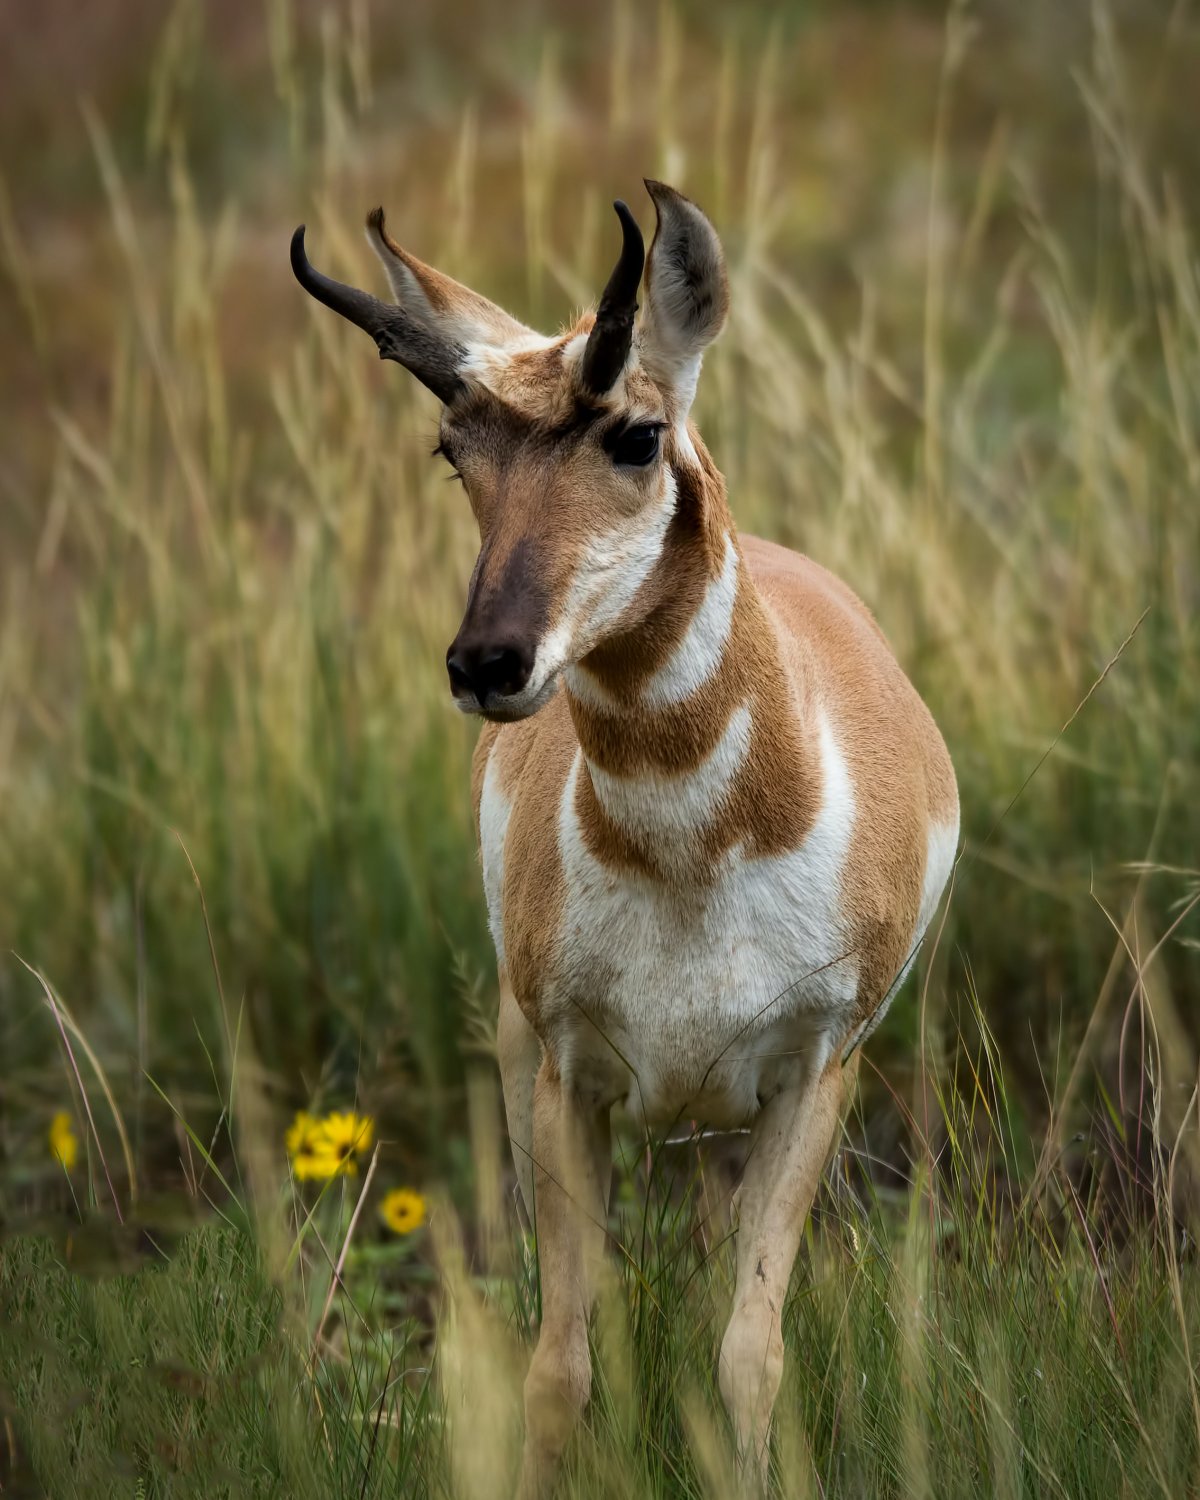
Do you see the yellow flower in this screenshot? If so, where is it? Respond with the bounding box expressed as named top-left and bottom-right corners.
top-left (286, 1109), bottom-right (374, 1182)
top-left (380, 1187), bottom-right (426, 1235)
top-left (286, 1110), bottom-right (320, 1158)
top-left (49, 1111), bottom-right (78, 1171)
top-left (317, 1111), bottom-right (375, 1176)
top-left (293, 1147), bottom-right (339, 1182)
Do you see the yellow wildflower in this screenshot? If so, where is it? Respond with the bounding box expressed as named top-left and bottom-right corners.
top-left (49, 1111), bottom-right (78, 1171)
top-left (293, 1147), bottom-right (339, 1182)
top-left (286, 1110), bottom-right (320, 1157)
top-left (286, 1108), bottom-right (374, 1182)
top-left (317, 1111), bottom-right (375, 1176)
top-left (380, 1187), bottom-right (426, 1235)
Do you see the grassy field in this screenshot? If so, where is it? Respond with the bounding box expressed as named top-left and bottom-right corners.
top-left (2, 0), bottom-right (1200, 1494)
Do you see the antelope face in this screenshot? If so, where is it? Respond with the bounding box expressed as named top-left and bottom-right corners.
top-left (291, 181), bottom-right (729, 721)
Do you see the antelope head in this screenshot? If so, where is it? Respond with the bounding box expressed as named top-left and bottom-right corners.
top-left (291, 181), bottom-right (729, 721)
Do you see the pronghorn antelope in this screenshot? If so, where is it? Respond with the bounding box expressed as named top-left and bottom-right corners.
top-left (292, 181), bottom-right (958, 1493)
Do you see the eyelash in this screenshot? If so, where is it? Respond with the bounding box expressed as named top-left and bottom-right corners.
top-left (432, 440), bottom-right (464, 483)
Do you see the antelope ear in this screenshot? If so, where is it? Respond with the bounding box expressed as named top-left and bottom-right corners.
top-left (365, 208), bottom-right (534, 350)
top-left (636, 181), bottom-right (729, 415)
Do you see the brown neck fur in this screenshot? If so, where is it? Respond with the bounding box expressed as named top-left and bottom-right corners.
top-left (572, 429), bottom-right (733, 703)
top-left (564, 429), bottom-right (821, 883)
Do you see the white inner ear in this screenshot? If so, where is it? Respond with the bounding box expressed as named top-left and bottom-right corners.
top-left (638, 330), bottom-right (704, 418)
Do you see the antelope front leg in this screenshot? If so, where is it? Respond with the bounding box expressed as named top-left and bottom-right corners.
top-left (498, 975), bottom-right (541, 1220)
top-left (520, 1059), bottom-right (611, 1499)
top-left (719, 1055), bottom-right (851, 1490)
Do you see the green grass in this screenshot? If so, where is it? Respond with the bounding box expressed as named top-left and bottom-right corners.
top-left (2, 0), bottom-right (1200, 1494)
top-left (5, 1073), bottom-right (1200, 1497)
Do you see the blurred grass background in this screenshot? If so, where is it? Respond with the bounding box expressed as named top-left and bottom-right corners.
top-left (2, 0), bottom-right (1200, 1494)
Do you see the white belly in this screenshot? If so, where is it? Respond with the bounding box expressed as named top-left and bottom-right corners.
top-left (552, 877), bottom-right (858, 1127)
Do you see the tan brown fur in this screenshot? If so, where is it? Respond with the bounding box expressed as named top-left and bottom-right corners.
top-left (455, 188), bottom-right (958, 1496)
top-left (462, 371), bottom-right (956, 1491)
top-left (748, 535), bottom-right (953, 1018)
top-left (475, 707), bottom-right (571, 1029)
top-left (441, 359), bottom-right (672, 669)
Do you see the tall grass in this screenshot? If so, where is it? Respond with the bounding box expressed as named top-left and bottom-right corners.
top-left (1, 1), bottom-right (1199, 1494)
top-left (2, 0), bottom-right (1196, 1157)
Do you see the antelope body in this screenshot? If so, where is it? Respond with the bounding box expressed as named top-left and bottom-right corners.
top-left (292, 181), bottom-right (958, 1494)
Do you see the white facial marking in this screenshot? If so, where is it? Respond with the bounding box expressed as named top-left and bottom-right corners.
top-left (548, 710), bottom-right (860, 1126)
top-left (563, 661), bottom-right (618, 710)
top-left (478, 749), bottom-right (513, 969)
top-left (674, 420), bottom-right (701, 468)
top-left (639, 532), bottom-right (738, 708)
top-left (527, 469), bottom-right (678, 697)
top-left (559, 330), bottom-right (589, 382)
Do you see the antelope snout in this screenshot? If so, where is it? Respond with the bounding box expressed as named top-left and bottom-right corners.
top-left (445, 633), bottom-right (534, 710)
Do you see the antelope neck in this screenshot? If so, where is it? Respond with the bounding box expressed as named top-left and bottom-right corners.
top-left (562, 462), bottom-right (806, 883)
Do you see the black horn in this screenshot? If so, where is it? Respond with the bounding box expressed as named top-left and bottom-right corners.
top-left (579, 200), bottom-right (645, 395)
top-left (290, 225), bottom-right (465, 405)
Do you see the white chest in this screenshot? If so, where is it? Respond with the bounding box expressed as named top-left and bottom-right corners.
top-left (481, 712), bottom-right (863, 1127)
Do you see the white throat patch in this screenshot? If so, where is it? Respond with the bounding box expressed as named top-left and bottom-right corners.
top-left (640, 532), bottom-right (738, 708)
top-left (534, 470), bottom-right (678, 697)
top-left (585, 701), bottom-right (752, 854)
top-left (565, 527), bottom-right (737, 713)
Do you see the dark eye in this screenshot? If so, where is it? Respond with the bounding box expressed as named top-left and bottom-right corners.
top-left (611, 424), bottom-right (662, 468)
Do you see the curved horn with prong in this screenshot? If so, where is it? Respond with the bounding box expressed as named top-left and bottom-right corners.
top-left (579, 200), bottom-right (645, 396)
top-left (290, 225), bottom-right (465, 404)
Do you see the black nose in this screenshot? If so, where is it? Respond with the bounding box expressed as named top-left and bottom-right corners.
top-left (446, 640), bottom-right (534, 705)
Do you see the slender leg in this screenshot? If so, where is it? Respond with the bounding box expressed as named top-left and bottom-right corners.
top-left (719, 1054), bottom-right (853, 1490)
top-left (696, 1134), bottom-right (742, 1257)
top-left (498, 974), bottom-right (541, 1220)
top-left (519, 1059), bottom-right (611, 1500)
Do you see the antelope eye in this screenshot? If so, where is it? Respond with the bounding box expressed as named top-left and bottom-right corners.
top-left (611, 424), bottom-right (662, 468)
